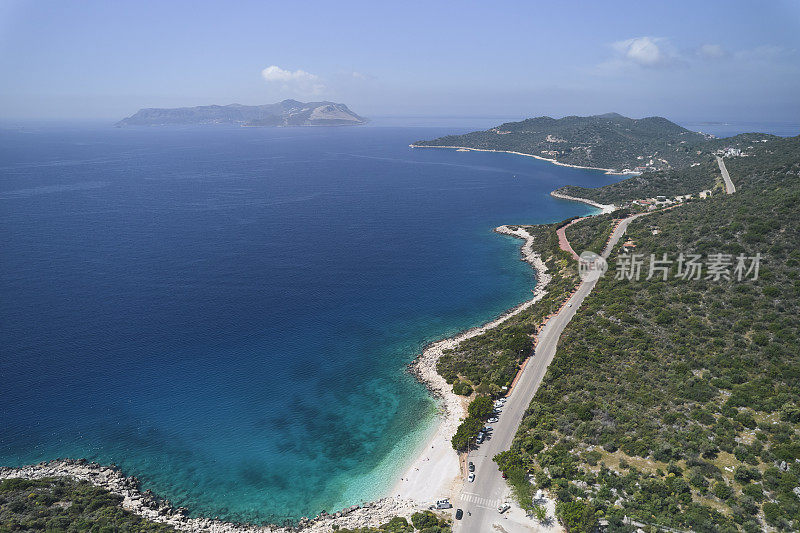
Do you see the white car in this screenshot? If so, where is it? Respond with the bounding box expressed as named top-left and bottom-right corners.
top-left (488, 417), bottom-right (499, 423)
top-left (497, 504), bottom-right (511, 514)
top-left (468, 473), bottom-right (475, 482)
top-left (435, 499), bottom-right (452, 509)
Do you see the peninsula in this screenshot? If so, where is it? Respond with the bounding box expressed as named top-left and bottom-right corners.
top-left (412, 112), bottom-right (714, 172)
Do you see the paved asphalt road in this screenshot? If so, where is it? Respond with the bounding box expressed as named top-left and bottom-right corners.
top-left (453, 213), bottom-right (645, 533)
top-left (716, 156), bottom-right (737, 194)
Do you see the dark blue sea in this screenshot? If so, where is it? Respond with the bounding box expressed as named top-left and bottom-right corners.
top-left (0, 124), bottom-right (623, 523)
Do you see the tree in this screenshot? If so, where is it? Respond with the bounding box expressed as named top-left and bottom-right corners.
top-left (410, 511), bottom-right (438, 530)
top-left (493, 450), bottom-right (523, 473)
top-left (532, 504), bottom-right (548, 523)
top-left (762, 502), bottom-right (784, 527)
top-left (712, 481), bottom-right (733, 500)
top-left (452, 380), bottom-right (473, 396)
top-left (468, 396), bottom-right (494, 419)
top-left (451, 417), bottom-right (483, 451)
top-left (555, 501), bottom-right (597, 533)
top-left (380, 516), bottom-right (413, 533)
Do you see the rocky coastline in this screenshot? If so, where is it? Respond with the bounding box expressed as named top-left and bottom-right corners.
top-left (0, 460), bottom-right (419, 532)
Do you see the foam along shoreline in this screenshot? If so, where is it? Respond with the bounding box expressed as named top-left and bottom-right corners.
top-left (549, 190), bottom-right (616, 214)
top-left (409, 143), bottom-right (631, 176)
top-left (0, 460), bottom-right (422, 532)
top-left (393, 225), bottom-right (551, 504)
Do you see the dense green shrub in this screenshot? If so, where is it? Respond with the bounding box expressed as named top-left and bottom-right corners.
top-left (451, 379), bottom-right (473, 396)
top-left (451, 417), bottom-right (482, 451)
top-left (467, 396), bottom-right (494, 419)
top-left (555, 500), bottom-right (597, 533)
top-left (0, 477), bottom-right (176, 532)
top-left (410, 511), bottom-right (438, 530)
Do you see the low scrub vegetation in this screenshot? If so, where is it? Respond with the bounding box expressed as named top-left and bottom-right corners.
top-left (336, 511), bottom-right (450, 533)
top-left (499, 136), bottom-right (800, 532)
top-left (0, 477), bottom-right (176, 532)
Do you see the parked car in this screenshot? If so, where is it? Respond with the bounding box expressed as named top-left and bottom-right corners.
top-left (488, 417), bottom-right (498, 423)
top-left (468, 472), bottom-right (475, 482)
top-left (468, 462), bottom-right (475, 472)
top-left (498, 504), bottom-right (511, 514)
top-left (435, 499), bottom-right (452, 509)
top-left (455, 509), bottom-right (463, 520)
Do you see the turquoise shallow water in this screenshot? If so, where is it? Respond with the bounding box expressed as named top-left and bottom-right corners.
top-left (0, 124), bottom-right (622, 523)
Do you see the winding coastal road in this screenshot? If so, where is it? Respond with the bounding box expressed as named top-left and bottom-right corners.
top-left (716, 156), bottom-right (736, 194)
top-left (453, 213), bottom-right (645, 533)
top-left (555, 219), bottom-right (581, 261)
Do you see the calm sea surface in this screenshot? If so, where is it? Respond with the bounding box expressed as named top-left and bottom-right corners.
top-left (1, 124), bottom-right (624, 522)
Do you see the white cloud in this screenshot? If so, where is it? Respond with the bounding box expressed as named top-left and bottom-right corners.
top-left (261, 65), bottom-right (317, 83)
top-left (261, 65), bottom-right (325, 94)
top-left (611, 37), bottom-right (671, 67)
top-left (697, 44), bottom-right (726, 60)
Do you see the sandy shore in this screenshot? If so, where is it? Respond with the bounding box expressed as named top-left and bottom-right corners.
top-left (409, 144), bottom-right (632, 176)
top-left (391, 225), bottom-right (551, 505)
top-left (549, 190), bottom-right (615, 214)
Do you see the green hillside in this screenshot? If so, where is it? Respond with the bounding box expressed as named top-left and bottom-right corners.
top-left (414, 113), bottom-right (712, 172)
top-left (497, 136), bottom-right (800, 531)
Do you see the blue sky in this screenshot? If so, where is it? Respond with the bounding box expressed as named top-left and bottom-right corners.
top-left (1, 0), bottom-right (799, 121)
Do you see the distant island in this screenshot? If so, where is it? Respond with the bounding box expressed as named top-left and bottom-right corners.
top-left (116, 99), bottom-right (366, 127)
top-left (413, 112), bottom-right (717, 172)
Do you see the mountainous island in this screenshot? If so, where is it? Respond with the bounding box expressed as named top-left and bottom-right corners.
top-left (116, 100), bottom-right (366, 127)
top-left (413, 113), bottom-right (719, 172)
